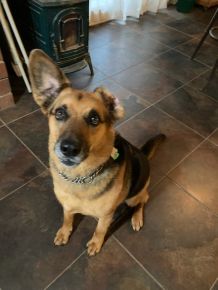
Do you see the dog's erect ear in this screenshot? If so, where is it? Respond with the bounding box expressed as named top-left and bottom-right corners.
top-left (94, 87), bottom-right (124, 122)
top-left (28, 49), bottom-right (70, 114)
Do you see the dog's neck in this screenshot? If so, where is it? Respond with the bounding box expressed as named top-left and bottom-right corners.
top-left (50, 159), bottom-right (109, 184)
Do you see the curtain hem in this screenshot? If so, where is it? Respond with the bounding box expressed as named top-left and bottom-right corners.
top-left (89, 0), bottom-right (168, 26)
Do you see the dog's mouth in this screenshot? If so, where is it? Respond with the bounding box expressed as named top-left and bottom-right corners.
top-left (54, 140), bottom-right (88, 167)
top-left (60, 156), bottom-right (82, 167)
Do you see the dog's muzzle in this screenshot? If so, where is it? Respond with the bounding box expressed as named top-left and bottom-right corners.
top-left (55, 138), bottom-right (87, 166)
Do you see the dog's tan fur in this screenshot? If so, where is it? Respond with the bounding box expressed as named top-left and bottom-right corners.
top-left (29, 49), bottom-right (160, 256)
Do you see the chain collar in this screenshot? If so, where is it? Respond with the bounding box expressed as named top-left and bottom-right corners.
top-left (50, 160), bottom-right (104, 184)
top-left (50, 146), bottom-right (119, 185)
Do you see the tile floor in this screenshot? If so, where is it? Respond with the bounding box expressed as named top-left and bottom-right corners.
top-left (0, 5), bottom-right (218, 290)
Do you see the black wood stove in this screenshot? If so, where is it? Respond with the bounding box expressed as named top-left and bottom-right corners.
top-left (25, 0), bottom-right (93, 74)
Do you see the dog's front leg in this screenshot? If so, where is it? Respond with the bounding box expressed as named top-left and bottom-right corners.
top-left (87, 214), bottom-right (113, 256)
top-left (54, 209), bottom-right (74, 246)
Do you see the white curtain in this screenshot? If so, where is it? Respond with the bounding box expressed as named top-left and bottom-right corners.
top-left (89, 0), bottom-right (168, 26)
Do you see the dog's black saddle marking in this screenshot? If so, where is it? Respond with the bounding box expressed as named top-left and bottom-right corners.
top-left (106, 135), bottom-right (151, 239)
top-left (114, 134), bottom-right (150, 199)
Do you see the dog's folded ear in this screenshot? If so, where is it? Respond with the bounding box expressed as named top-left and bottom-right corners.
top-left (28, 49), bottom-right (70, 114)
top-left (94, 87), bottom-right (124, 122)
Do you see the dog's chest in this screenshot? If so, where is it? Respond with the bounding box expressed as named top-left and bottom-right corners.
top-left (52, 175), bottom-right (124, 218)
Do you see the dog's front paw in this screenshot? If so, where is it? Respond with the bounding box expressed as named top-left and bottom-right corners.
top-left (54, 227), bottom-right (72, 246)
top-left (86, 237), bottom-right (103, 256)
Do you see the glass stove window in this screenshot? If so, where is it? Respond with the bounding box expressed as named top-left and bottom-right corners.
top-left (60, 13), bottom-right (83, 51)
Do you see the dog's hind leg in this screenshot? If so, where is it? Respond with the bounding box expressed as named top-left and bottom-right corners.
top-left (131, 203), bottom-right (145, 231)
top-left (126, 185), bottom-right (149, 232)
top-left (54, 209), bottom-right (74, 246)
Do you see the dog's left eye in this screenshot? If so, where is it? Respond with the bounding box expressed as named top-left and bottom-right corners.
top-left (55, 107), bottom-right (67, 121)
top-left (86, 110), bottom-right (100, 126)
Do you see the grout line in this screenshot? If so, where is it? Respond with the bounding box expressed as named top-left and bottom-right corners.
top-left (167, 176), bottom-right (218, 219)
top-left (148, 43), bottom-right (210, 71)
top-left (88, 75), bottom-right (152, 106)
top-left (172, 47), bottom-right (211, 68)
top-left (91, 15), bottom-right (211, 74)
top-left (149, 174), bottom-right (167, 191)
top-left (2, 120), bottom-right (48, 170)
top-left (116, 106), bottom-right (149, 129)
top-left (200, 92), bottom-right (218, 104)
top-left (210, 278), bottom-right (218, 290)
top-left (165, 138), bottom-right (206, 176)
top-left (150, 67), bottom-right (211, 135)
top-left (155, 106), bottom-right (206, 139)
top-left (146, 26), bottom-right (193, 48)
top-left (107, 28), bottom-right (173, 52)
top-left (89, 47), bottom-right (174, 98)
top-left (89, 41), bottom-right (113, 52)
top-left (207, 128), bottom-right (218, 146)
top-left (145, 37), bottom-right (172, 51)
top-left (185, 83), bottom-right (218, 104)
top-left (6, 108), bottom-right (40, 126)
top-left (93, 21), bottom-right (210, 82)
top-left (84, 79), bottom-right (153, 130)
top-left (84, 75), bottom-right (110, 91)
top-left (172, 36), bottom-right (197, 50)
top-left (113, 236), bottom-right (166, 290)
top-left (130, 12), bottom-right (194, 39)
top-left (172, 34), bottom-right (218, 51)
top-left (124, 21), bottom-right (174, 51)
top-left (147, 38), bottom-right (172, 51)
top-left (166, 125), bottom-right (218, 178)
top-left (116, 67), bottom-right (210, 131)
top-left (162, 20), bottom-right (206, 38)
top-left (114, 73), bottom-right (188, 128)
top-left (145, 55), bottom-right (210, 81)
top-left (165, 129), bottom-right (218, 217)
top-left (0, 117), bottom-right (5, 126)
top-left (93, 44), bottom-right (173, 80)
top-left (83, 73), bottom-right (151, 114)
top-left (137, 23), bottom-right (214, 69)
top-left (0, 170), bottom-right (48, 202)
top-left (208, 128), bottom-right (218, 139)
top-left (44, 250), bottom-right (86, 289)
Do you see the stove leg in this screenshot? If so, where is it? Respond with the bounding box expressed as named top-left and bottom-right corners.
top-left (85, 53), bottom-right (94, 76)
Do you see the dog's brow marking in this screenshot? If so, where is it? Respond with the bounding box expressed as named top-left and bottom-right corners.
top-left (42, 94), bottom-right (56, 110)
top-left (77, 93), bottom-right (83, 100)
top-left (49, 104), bottom-right (68, 115)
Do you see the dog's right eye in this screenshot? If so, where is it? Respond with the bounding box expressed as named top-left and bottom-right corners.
top-left (55, 107), bottom-right (67, 121)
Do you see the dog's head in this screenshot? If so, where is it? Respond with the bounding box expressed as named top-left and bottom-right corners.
top-left (29, 49), bottom-right (124, 168)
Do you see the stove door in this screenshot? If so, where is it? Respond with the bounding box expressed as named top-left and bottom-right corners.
top-left (60, 12), bottom-right (84, 51)
top-left (51, 7), bottom-right (88, 60)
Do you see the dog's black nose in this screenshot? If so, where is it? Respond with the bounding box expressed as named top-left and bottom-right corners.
top-left (60, 139), bottom-right (81, 157)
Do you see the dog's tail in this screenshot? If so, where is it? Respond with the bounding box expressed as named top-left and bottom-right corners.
top-left (141, 134), bottom-right (166, 160)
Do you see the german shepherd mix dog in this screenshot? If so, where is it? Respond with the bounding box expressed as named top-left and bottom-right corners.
top-left (29, 49), bottom-right (165, 256)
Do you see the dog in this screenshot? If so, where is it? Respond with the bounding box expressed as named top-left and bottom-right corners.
top-left (28, 49), bottom-right (165, 256)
